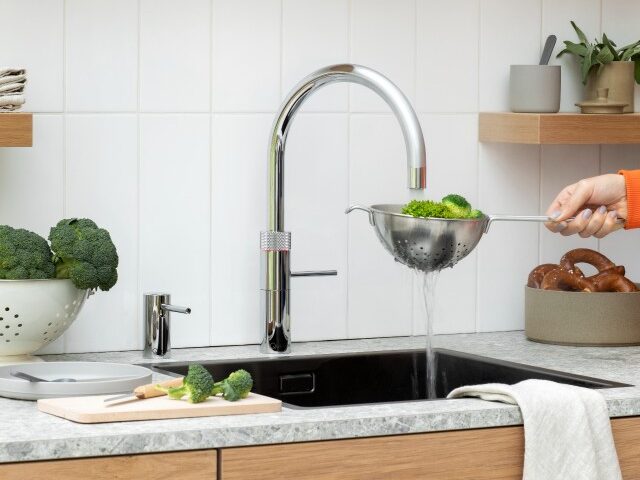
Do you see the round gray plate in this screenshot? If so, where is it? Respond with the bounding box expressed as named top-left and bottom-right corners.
top-left (0, 362), bottom-right (152, 400)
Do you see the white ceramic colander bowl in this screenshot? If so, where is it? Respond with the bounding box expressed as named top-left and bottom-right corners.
top-left (0, 279), bottom-right (89, 358)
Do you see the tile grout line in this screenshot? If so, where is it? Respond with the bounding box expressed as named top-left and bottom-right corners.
top-left (411, 0), bottom-right (417, 336)
top-left (61, 0), bottom-right (68, 354)
top-left (346, 0), bottom-right (353, 339)
top-left (209, 0), bottom-right (215, 346)
top-left (279, 0), bottom-right (284, 102)
top-left (135, 0), bottom-right (142, 350)
top-left (474, 0), bottom-right (482, 333)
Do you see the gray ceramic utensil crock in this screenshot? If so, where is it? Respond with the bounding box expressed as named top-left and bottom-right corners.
top-left (510, 65), bottom-right (561, 113)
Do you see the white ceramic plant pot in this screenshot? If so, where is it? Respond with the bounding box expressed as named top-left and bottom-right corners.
top-left (0, 279), bottom-right (89, 360)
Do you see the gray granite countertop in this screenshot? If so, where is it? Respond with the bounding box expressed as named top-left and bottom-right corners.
top-left (3, 331), bottom-right (640, 463)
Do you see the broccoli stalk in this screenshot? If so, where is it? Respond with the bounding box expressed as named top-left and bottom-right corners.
top-left (0, 226), bottom-right (55, 280)
top-left (156, 364), bottom-right (215, 404)
top-left (212, 369), bottom-right (253, 402)
top-left (48, 218), bottom-right (119, 291)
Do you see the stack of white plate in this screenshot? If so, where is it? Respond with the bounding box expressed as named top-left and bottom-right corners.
top-left (0, 362), bottom-right (152, 400)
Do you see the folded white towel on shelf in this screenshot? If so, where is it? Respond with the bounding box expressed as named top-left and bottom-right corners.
top-left (0, 74), bottom-right (26, 87)
top-left (0, 68), bottom-right (25, 78)
top-left (0, 94), bottom-right (25, 111)
top-left (0, 82), bottom-right (25, 94)
top-left (448, 379), bottom-right (622, 480)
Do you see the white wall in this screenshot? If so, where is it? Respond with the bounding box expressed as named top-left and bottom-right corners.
top-left (0, 0), bottom-right (639, 353)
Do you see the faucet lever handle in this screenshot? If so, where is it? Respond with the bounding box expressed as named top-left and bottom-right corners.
top-left (291, 270), bottom-right (337, 277)
top-left (161, 304), bottom-right (191, 315)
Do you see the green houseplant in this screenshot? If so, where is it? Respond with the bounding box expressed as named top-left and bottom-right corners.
top-left (558, 21), bottom-right (640, 112)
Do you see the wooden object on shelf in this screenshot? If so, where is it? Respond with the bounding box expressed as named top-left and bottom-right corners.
top-left (0, 450), bottom-right (217, 480)
top-left (479, 112), bottom-right (640, 145)
top-left (220, 416), bottom-right (640, 480)
top-left (0, 113), bottom-right (32, 147)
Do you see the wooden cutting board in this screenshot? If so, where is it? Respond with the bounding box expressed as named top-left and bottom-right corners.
top-left (37, 392), bottom-right (282, 424)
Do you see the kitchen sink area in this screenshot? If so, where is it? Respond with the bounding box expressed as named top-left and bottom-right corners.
top-left (147, 348), bottom-right (629, 409)
top-left (6, 1), bottom-right (640, 477)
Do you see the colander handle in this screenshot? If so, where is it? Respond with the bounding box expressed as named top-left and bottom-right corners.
top-left (345, 205), bottom-right (375, 226)
top-left (484, 214), bottom-right (624, 233)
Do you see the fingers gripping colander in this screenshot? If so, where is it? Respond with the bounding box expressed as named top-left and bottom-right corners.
top-left (346, 204), bottom-right (566, 273)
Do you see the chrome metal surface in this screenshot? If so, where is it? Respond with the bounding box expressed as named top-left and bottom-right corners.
top-left (291, 270), bottom-right (338, 277)
top-left (161, 304), bottom-right (192, 314)
top-left (262, 64), bottom-right (427, 353)
top-left (143, 293), bottom-right (191, 359)
top-left (346, 206), bottom-right (624, 273)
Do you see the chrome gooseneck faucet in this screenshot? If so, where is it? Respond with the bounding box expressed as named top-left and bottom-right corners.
top-left (260, 64), bottom-right (427, 354)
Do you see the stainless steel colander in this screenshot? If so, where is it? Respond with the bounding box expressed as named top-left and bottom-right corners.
top-left (346, 204), bottom-right (564, 273)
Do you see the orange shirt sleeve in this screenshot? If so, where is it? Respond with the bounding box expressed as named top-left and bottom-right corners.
top-left (619, 170), bottom-right (640, 229)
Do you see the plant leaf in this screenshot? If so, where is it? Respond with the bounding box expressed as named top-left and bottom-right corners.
top-left (582, 43), bottom-right (595, 83)
top-left (602, 33), bottom-right (620, 60)
top-left (571, 20), bottom-right (589, 44)
top-left (622, 44), bottom-right (640, 61)
top-left (560, 40), bottom-right (588, 57)
top-left (635, 60), bottom-right (640, 84)
top-left (596, 45), bottom-right (615, 63)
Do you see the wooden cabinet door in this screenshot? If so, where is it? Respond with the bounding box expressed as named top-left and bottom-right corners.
top-left (220, 417), bottom-right (640, 480)
top-left (0, 450), bottom-right (217, 480)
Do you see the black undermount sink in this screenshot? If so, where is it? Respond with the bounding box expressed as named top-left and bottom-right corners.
top-left (148, 349), bottom-right (629, 409)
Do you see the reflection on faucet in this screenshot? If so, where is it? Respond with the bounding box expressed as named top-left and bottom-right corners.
top-left (260, 64), bottom-right (427, 354)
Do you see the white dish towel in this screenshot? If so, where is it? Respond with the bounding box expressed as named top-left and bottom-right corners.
top-left (447, 379), bottom-right (622, 480)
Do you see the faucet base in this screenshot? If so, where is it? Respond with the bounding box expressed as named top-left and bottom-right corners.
top-left (260, 289), bottom-right (291, 354)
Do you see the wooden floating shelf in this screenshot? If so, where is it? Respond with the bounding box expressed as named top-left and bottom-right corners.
top-left (479, 112), bottom-right (640, 145)
top-left (0, 112), bottom-right (32, 147)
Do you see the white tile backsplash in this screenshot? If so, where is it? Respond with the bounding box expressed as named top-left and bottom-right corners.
top-left (65, 0), bottom-right (138, 112)
top-left (413, 114), bottom-right (479, 335)
top-left (350, 0), bottom-right (416, 112)
top-left (4, 0), bottom-right (634, 352)
top-left (139, 115), bottom-right (211, 348)
top-left (0, 115), bottom-right (64, 237)
top-left (282, 0), bottom-right (349, 112)
top-left (348, 114), bottom-right (414, 337)
top-left (477, 143), bottom-right (541, 331)
top-left (479, 0), bottom-right (542, 111)
top-left (140, 0), bottom-right (211, 112)
top-left (212, 0), bottom-right (281, 112)
top-left (211, 114), bottom-right (271, 345)
top-left (416, 0), bottom-right (479, 113)
top-left (0, 0), bottom-right (63, 112)
top-left (64, 115), bottom-right (139, 352)
top-left (285, 114), bottom-right (349, 341)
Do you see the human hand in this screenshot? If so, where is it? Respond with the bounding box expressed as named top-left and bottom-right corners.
top-left (545, 174), bottom-right (626, 238)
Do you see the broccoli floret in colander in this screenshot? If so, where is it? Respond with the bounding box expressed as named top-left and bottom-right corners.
top-left (402, 195), bottom-right (483, 220)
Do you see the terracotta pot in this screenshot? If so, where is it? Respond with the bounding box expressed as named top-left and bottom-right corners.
top-left (585, 61), bottom-right (635, 113)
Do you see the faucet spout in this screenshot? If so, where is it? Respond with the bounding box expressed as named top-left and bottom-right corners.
top-left (268, 64), bottom-right (426, 232)
top-left (261, 64), bottom-right (427, 353)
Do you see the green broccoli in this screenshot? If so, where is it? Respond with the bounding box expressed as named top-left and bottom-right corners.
top-left (441, 194), bottom-right (472, 217)
top-left (402, 195), bottom-right (484, 220)
top-left (212, 369), bottom-right (253, 402)
top-left (401, 200), bottom-right (457, 219)
top-left (0, 226), bottom-right (55, 280)
top-left (468, 209), bottom-right (484, 219)
top-left (156, 364), bottom-right (215, 404)
top-left (48, 218), bottom-right (119, 291)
